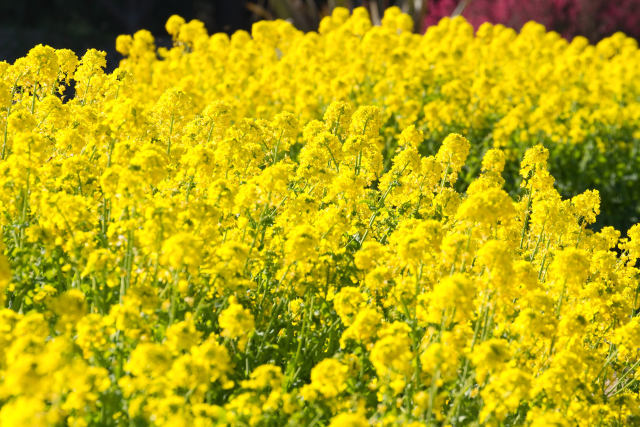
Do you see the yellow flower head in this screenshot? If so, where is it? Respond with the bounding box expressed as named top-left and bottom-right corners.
top-left (219, 296), bottom-right (255, 350)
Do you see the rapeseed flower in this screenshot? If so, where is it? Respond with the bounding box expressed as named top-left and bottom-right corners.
top-left (0, 7), bottom-right (638, 426)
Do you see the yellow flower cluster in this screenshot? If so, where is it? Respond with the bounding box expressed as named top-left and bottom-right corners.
top-left (0, 6), bottom-right (639, 426)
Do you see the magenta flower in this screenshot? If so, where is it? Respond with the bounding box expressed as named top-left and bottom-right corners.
top-left (422, 0), bottom-right (640, 41)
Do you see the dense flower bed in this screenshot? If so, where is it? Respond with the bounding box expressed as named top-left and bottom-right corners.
top-left (0, 7), bottom-right (639, 426)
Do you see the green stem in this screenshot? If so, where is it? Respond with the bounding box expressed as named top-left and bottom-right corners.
top-left (519, 184), bottom-right (533, 250)
top-left (168, 271), bottom-right (179, 324)
top-left (608, 358), bottom-right (640, 397)
top-left (359, 163), bottom-right (409, 246)
top-left (272, 131), bottom-right (283, 165)
top-left (439, 160), bottom-right (451, 190)
top-left (30, 83), bottom-right (38, 114)
top-left (81, 74), bottom-right (94, 106)
top-left (538, 239), bottom-right (552, 280)
top-left (167, 114), bottom-right (175, 156)
top-left (2, 83), bottom-right (19, 159)
top-left (287, 293), bottom-right (315, 390)
top-left (425, 368), bottom-right (441, 424)
top-left (120, 228), bottom-right (134, 303)
top-left (322, 141), bottom-right (340, 172)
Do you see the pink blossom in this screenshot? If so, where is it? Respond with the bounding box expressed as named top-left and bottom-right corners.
top-left (422, 0), bottom-right (640, 41)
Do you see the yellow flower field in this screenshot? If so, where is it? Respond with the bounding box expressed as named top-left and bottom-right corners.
top-left (0, 6), bottom-right (639, 426)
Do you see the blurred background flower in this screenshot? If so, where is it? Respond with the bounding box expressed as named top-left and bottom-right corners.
top-left (1, 0), bottom-right (638, 66)
top-left (422, 0), bottom-right (640, 41)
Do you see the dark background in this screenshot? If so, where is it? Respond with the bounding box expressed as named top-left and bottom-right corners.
top-left (1, 1), bottom-right (257, 68)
